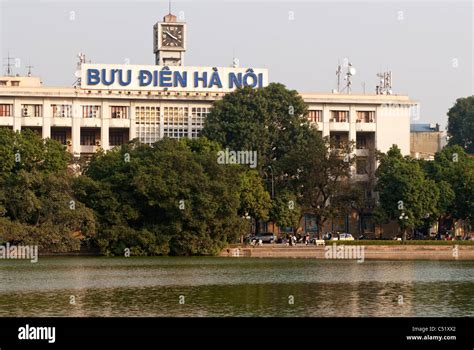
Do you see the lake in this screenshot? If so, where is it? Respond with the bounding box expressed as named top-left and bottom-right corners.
top-left (0, 257), bottom-right (473, 317)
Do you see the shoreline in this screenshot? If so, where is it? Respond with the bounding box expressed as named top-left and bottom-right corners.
top-left (219, 244), bottom-right (474, 260)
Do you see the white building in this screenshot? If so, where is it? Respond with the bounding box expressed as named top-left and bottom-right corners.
top-left (0, 12), bottom-right (417, 183)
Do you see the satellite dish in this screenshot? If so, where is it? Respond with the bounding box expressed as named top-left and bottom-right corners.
top-left (349, 66), bottom-right (357, 75)
top-left (74, 70), bottom-right (81, 78)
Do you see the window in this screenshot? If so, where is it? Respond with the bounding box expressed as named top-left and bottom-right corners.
top-left (21, 104), bottom-right (42, 117)
top-left (51, 130), bottom-right (67, 145)
top-left (110, 131), bottom-right (125, 146)
top-left (111, 106), bottom-right (128, 119)
top-left (80, 130), bottom-right (96, 146)
top-left (0, 104), bottom-right (13, 117)
top-left (307, 110), bottom-right (322, 123)
top-left (10, 81), bottom-right (20, 87)
top-left (356, 159), bottom-right (368, 175)
top-left (163, 106), bottom-right (188, 139)
top-left (0, 81), bottom-right (7, 86)
top-left (356, 135), bottom-right (367, 149)
top-left (190, 107), bottom-right (209, 138)
top-left (82, 105), bottom-right (101, 118)
top-left (52, 104), bottom-right (72, 118)
top-left (135, 106), bottom-right (160, 145)
top-left (356, 111), bottom-right (375, 123)
top-left (330, 110), bottom-right (348, 122)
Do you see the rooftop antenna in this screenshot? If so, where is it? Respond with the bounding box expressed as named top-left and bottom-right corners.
top-left (343, 62), bottom-right (357, 94)
top-left (169, 0), bottom-right (172, 14)
top-left (3, 51), bottom-right (15, 76)
top-left (336, 60), bottom-right (342, 92)
top-left (26, 62), bottom-right (34, 77)
top-left (376, 71), bottom-right (393, 95)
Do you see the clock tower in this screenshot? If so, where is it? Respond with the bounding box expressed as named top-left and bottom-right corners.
top-left (153, 13), bottom-right (186, 66)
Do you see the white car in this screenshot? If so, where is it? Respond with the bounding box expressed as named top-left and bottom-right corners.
top-left (338, 233), bottom-right (355, 241)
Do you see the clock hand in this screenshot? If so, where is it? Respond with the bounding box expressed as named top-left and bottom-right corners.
top-left (165, 31), bottom-right (178, 40)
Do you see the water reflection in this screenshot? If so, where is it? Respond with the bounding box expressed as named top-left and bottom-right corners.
top-left (0, 258), bottom-right (473, 317)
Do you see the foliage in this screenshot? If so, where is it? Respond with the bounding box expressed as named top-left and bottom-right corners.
top-left (76, 138), bottom-right (247, 256)
top-left (447, 96), bottom-right (474, 154)
top-left (0, 129), bottom-right (94, 252)
top-left (374, 146), bottom-right (440, 232)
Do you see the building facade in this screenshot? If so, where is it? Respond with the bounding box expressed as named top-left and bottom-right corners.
top-left (410, 123), bottom-right (447, 160)
top-left (0, 12), bottom-right (418, 238)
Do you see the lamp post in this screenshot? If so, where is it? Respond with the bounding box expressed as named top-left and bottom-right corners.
top-left (399, 212), bottom-right (409, 242)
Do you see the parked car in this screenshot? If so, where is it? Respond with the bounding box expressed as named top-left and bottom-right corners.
top-left (338, 233), bottom-right (355, 241)
top-left (247, 232), bottom-right (276, 244)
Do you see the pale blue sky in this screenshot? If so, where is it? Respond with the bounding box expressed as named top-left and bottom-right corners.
top-left (1, 0), bottom-right (472, 128)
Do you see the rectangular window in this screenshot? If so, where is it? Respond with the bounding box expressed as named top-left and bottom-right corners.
top-left (356, 159), bottom-right (368, 175)
top-left (190, 107), bottom-right (209, 138)
top-left (51, 130), bottom-right (67, 145)
top-left (80, 130), bottom-right (96, 146)
top-left (307, 110), bottom-right (322, 123)
top-left (110, 131), bottom-right (125, 146)
top-left (21, 104), bottom-right (42, 117)
top-left (356, 135), bottom-right (367, 149)
top-left (111, 106), bottom-right (128, 119)
top-left (0, 104), bottom-right (13, 117)
top-left (11, 81), bottom-right (20, 87)
top-left (135, 106), bottom-right (160, 145)
top-left (163, 106), bottom-right (188, 139)
top-left (331, 110), bottom-right (348, 122)
top-left (356, 111), bottom-right (375, 123)
top-left (82, 105), bottom-right (101, 118)
top-left (52, 104), bottom-right (72, 118)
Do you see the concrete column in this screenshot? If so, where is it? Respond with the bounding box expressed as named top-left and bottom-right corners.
top-left (129, 102), bottom-right (136, 141)
top-left (42, 98), bottom-right (51, 139)
top-left (13, 99), bottom-right (22, 132)
top-left (349, 105), bottom-right (357, 176)
top-left (322, 104), bottom-right (330, 138)
top-left (159, 104), bottom-right (164, 139)
top-left (71, 100), bottom-right (81, 156)
top-left (100, 101), bottom-right (110, 151)
top-left (187, 105), bottom-right (192, 139)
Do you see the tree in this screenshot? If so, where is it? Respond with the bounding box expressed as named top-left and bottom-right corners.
top-left (75, 138), bottom-right (248, 256)
top-left (447, 96), bottom-right (474, 154)
top-left (280, 129), bottom-right (357, 238)
top-left (423, 145), bottom-right (474, 228)
top-left (0, 129), bottom-right (94, 252)
top-left (201, 83), bottom-right (310, 178)
top-left (374, 146), bottom-right (440, 239)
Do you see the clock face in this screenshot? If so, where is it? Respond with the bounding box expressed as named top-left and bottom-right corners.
top-left (161, 25), bottom-right (184, 48)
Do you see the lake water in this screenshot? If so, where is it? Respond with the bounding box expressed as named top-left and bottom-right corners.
top-left (0, 257), bottom-right (473, 317)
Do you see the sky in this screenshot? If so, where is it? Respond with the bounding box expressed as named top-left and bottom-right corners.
top-left (0, 0), bottom-right (472, 128)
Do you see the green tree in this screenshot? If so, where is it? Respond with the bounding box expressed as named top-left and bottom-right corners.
top-left (0, 129), bottom-right (94, 252)
top-left (447, 96), bottom-right (474, 154)
top-left (201, 83), bottom-right (309, 177)
top-left (423, 145), bottom-right (474, 226)
top-left (281, 129), bottom-right (356, 237)
top-left (374, 146), bottom-right (440, 239)
top-left (76, 138), bottom-right (247, 256)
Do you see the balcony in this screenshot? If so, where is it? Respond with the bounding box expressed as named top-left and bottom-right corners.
top-left (21, 117), bottom-right (43, 127)
top-left (329, 120), bottom-right (350, 132)
top-left (0, 117), bottom-right (14, 126)
top-left (51, 117), bottom-right (72, 127)
top-left (355, 121), bottom-right (376, 132)
top-left (356, 148), bottom-right (370, 157)
top-left (110, 118), bottom-right (130, 128)
top-left (80, 145), bottom-right (101, 153)
top-left (81, 118), bottom-right (101, 128)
